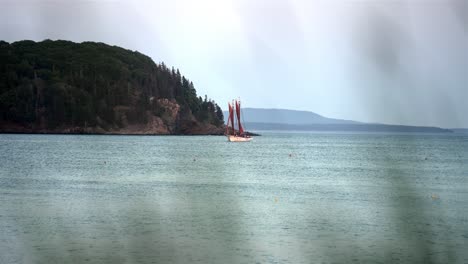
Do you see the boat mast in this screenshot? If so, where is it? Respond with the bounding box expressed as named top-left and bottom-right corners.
top-left (235, 99), bottom-right (244, 135)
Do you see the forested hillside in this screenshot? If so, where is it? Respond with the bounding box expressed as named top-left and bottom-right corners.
top-left (0, 40), bottom-right (224, 134)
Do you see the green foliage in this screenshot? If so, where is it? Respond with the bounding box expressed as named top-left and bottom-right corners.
top-left (0, 40), bottom-right (224, 131)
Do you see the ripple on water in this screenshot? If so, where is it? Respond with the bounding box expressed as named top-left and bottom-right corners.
top-left (0, 133), bottom-right (467, 263)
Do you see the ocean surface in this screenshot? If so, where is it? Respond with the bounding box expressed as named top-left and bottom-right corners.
top-left (0, 132), bottom-right (467, 264)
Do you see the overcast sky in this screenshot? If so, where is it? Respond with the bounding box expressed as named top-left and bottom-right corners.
top-left (1, 0), bottom-right (467, 127)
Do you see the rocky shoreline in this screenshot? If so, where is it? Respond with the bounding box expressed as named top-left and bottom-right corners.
top-left (0, 123), bottom-right (225, 136)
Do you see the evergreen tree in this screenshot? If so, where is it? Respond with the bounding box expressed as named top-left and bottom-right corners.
top-left (0, 40), bottom-right (225, 132)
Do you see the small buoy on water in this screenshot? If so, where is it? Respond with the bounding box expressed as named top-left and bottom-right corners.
top-left (431, 194), bottom-right (439, 200)
top-left (289, 153), bottom-right (292, 157)
top-left (274, 197), bottom-right (279, 203)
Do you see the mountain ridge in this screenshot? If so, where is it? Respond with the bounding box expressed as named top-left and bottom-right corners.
top-left (225, 108), bottom-right (452, 133)
top-left (224, 107), bottom-right (359, 125)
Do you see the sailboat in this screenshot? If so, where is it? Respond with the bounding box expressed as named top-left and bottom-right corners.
top-left (226, 99), bottom-right (252, 142)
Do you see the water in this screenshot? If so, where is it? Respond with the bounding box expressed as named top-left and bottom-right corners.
top-left (1, 132), bottom-right (467, 263)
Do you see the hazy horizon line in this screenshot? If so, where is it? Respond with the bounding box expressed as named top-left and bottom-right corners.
top-left (229, 107), bottom-right (467, 129)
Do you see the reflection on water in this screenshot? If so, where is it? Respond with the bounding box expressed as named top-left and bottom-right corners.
top-left (0, 133), bottom-right (467, 263)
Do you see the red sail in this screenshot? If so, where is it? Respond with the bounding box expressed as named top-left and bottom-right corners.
top-left (235, 100), bottom-right (244, 134)
top-left (228, 102), bottom-right (234, 135)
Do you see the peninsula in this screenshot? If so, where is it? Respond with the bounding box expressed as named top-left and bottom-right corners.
top-left (0, 40), bottom-right (224, 135)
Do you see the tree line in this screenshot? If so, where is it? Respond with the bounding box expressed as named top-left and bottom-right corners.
top-left (0, 40), bottom-right (224, 131)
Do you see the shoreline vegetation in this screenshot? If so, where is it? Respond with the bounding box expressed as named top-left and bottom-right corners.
top-left (0, 132), bottom-right (224, 136)
top-left (0, 132), bottom-right (261, 136)
top-left (0, 40), bottom-right (225, 135)
top-left (0, 127), bottom-right (261, 136)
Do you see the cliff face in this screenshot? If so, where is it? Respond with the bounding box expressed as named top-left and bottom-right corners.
top-left (0, 99), bottom-right (223, 135)
top-left (0, 40), bottom-right (225, 135)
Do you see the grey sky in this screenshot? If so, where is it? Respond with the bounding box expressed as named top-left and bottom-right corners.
top-left (1, 0), bottom-right (467, 127)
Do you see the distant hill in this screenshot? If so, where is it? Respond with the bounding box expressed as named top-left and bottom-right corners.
top-left (225, 108), bottom-right (452, 133)
top-left (243, 122), bottom-right (452, 133)
top-left (0, 40), bottom-right (224, 135)
top-left (224, 108), bottom-right (358, 125)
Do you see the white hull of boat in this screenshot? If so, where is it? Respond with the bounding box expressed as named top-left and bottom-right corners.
top-left (227, 135), bottom-right (252, 142)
